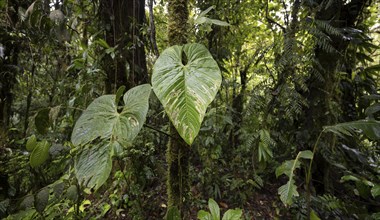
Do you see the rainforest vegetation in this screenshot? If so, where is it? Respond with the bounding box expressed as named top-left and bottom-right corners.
top-left (1, 0), bottom-right (380, 219)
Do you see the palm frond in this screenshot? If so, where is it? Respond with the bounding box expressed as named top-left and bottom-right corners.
top-left (323, 120), bottom-right (380, 140)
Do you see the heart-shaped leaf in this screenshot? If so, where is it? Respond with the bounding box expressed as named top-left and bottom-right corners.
top-left (152, 43), bottom-right (221, 145)
top-left (71, 84), bottom-right (151, 147)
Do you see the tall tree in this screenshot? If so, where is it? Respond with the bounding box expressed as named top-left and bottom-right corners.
top-left (165, 0), bottom-right (190, 217)
top-left (101, 0), bottom-right (148, 93)
top-left (298, 0), bottom-right (371, 191)
top-left (0, 0), bottom-right (26, 130)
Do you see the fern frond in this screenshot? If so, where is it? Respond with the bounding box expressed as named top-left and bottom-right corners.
top-left (309, 65), bottom-right (325, 82)
top-left (316, 38), bottom-right (338, 53)
top-left (314, 19), bottom-right (342, 37)
top-left (258, 129), bottom-right (273, 162)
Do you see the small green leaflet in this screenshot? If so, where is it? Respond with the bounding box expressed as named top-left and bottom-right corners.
top-left (194, 6), bottom-right (230, 26)
top-left (26, 135), bottom-right (37, 152)
top-left (30, 140), bottom-right (51, 168)
top-left (152, 43), bottom-right (222, 145)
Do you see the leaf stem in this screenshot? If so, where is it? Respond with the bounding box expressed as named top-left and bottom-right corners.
top-left (305, 130), bottom-right (324, 219)
top-left (144, 124), bottom-right (175, 139)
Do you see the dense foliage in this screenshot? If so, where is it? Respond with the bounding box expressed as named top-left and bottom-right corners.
top-left (1, 0), bottom-right (379, 219)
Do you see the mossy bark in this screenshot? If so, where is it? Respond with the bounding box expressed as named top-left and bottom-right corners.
top-left (167, 0), bottom-right (189, 46)
top-left (166, 0), bottom-right (190, 217)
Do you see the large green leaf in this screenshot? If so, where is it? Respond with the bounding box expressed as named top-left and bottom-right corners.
top-left (30, 140), bottom-right (51, 168)
top-left (276, 150), bottom-right (313, 206)
top-left (71, 84), bottom-right (151, 147)
top-left (75, 142), bottom-right (113, 190)
top-left (324, 120), bottom-right (380, 140)
top-left (152, 43), bottom-right (221, 145)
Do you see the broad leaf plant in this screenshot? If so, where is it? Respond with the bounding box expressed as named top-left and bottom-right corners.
top-left (71, 43), bottom-right (222, 190)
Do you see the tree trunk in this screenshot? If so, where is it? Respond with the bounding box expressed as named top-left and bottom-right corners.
top-left (0, 0), bottom-right (23, 131)
top-left (101, 0), bottom-right (148, 93)
top-left (298, 0), bottom-right (369, 193)
top-left (166, 0), bottom-right (190, 218)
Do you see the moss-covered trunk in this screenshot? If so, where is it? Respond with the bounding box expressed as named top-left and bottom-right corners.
top-left (166, 0), bottom-right (190, 217)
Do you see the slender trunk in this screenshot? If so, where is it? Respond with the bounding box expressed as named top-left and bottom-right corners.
top-left (166, 0), bottom-right (190, 217)
top-left (23, 64), bottom-right (35, 137)
top-left (148, 0), bottom-right (159, 57)
top-left (0, 42), bottom-right (19, 131)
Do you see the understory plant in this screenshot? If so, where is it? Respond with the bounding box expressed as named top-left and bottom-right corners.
top-left (70, 42), bottom-right (222, 217)
top-left (276, 118), bottom-right (380, 218)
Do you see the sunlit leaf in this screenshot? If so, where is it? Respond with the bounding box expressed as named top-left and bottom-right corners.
top-left (30, 140), bottom-right (51, 168)
top-left (222, 209), bottom-right (243, 220)
top-left (26, 135), bottom-right (37, 152)
top-left (199, 5), bottom-right (215, 17)
top-left (195, 16), bottom-right (209, 25)
top-left (209, 19), bottom-right (230, 26)
top-left (208, 198), bottom-right (220, 220)
top-left (152, 43), bottom-right (221, 145)
top-left (71, 84), bottom-right (151, 147)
